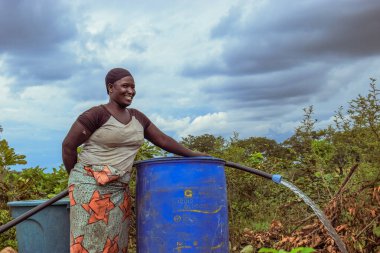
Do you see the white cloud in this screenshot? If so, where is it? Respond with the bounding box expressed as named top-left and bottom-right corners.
top-left (0, 81), bottom-right (77, 137)
top-left (180, 112), bottom-right (229, 137)
top-left (149, 112), bottom-right (229, 138)
top-left (150, 114), bottom-right (191, 132)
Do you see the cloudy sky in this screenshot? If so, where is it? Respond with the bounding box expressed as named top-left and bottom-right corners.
top-left (1, 0), bottom-right (379, 170)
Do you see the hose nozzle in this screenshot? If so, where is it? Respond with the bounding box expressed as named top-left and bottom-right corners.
top-left (271, 174), bottom-right (282, 184)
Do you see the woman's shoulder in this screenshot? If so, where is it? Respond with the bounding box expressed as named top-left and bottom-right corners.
top-left (77, 105), bottom-right (111, 132)
top-left (128, 107), bottom-right (143, 115)
top-left (128, 108), bottom-right (148, 118)
top-left (83, 104), bottom-right (109, 114)
top-left (128, 108), bottom-right (151, 129)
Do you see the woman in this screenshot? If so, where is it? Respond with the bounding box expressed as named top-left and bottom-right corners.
top-left (62, 67), bottom-right (205, 253)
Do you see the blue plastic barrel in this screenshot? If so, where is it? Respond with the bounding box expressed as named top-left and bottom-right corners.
top-left (7, 199), bottom-right (70, 253)
top-left (135, 157), bottom-right (229, 253)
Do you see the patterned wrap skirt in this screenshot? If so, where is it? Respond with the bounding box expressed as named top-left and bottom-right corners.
top-left (68, 163), bottom-right (132, 253)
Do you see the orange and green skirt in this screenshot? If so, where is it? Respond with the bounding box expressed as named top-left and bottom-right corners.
top-left (68, 163), bottom-right (132, 253)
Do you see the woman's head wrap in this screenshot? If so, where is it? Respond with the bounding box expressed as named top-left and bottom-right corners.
top-left (105, 68), bottom-right (132, 94)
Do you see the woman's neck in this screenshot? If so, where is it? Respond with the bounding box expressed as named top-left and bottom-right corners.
top-left (106, 100), bottom-right (127, 112)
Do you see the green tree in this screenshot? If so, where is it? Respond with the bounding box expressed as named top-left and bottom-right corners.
top-left (135, 140), bottom-right (166, 161)
top-left (0, 134), bottom-right (27, 249)
top-left (235, 136), bottom-right (288, 159)
top-left (344, 78), bottom-right (379, 163)
top-left (331, 78), bottom-right (380, 190)
top-left (0, 137), bottom-right (28, 195)
top-left (0, 139), bottom-right (27, 171)
top-left (282, 106), bottom-right (327, 166)
top-left (181, 134), bottom-right (225, 155)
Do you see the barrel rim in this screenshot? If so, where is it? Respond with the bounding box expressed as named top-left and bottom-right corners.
top-left (134, 156), bottom-right (225, 167)
top-left (7, 198), bottom-right (70, 207)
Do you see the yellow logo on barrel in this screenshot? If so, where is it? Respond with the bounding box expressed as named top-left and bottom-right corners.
top-left (184, 189), bottom-right (193, 198)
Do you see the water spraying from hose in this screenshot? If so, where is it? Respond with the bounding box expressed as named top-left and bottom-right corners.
top-left (280, 179), bottom-right (348, 253)
top-left (225, 161), bottom-right (348, 253)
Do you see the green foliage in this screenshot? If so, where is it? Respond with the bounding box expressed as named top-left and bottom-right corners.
top-left (135, 140), bottom-right (167, 161)
top-left (0, 160), bottom-right (68, 249)
top-left (311, 139), bottom-right (334, 164)
top-left (2, 166), bottom-right (68, 206)
top-left (373, 226), bottom-right (380, 237)
top-left (333, 78), bottom-right (380, 165)
top-left (248, 152), bottom-right (264, 166)
top-left (240, 245), bottom-right (254, 253)
top-left (0, 209), bottom-right (17, 250)
top-left (180, 134), bottom-right (225, 156)
top-left (283, 106), bottom-right (318, 165)
top-left (1, 136), bottom-right (63, 211)
top-left (0, 139), bottom-right (27, 170)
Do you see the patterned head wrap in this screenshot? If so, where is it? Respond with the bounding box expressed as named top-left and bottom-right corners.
top-left (105, 68), bottom-right (132, 94)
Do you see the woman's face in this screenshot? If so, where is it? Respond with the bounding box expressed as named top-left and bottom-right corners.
top-left (108, 76), bottom-right (136, 107)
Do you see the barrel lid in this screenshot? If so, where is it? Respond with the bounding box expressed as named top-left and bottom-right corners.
top-left (7, 198), bottom-right (70, 207)
top-left (134, 156), bottom-right (225, 166)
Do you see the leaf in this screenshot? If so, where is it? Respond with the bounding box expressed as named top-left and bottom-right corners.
top-left (373, 226), bottom-right (380, 237)
top-left (258, 248), bottom-right (279, 253)
top-left (289, 247), bottom-right (315, 253)
top-left (240, 245), bottom-right (254, 253)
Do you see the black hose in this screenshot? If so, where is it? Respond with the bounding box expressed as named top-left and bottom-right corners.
top-left (0, 189), bottom-right (69, 234)
top-left (225, 161), bottom-right (273, 180)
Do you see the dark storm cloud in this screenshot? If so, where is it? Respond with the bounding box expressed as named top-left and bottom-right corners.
top-left (6, 51), bottom-right (80, 82)
top-left (182, 0), bottom-right (380, 116)
top-left (204, 64), bottom-right (328, 113)
top-left (183, 1), bottom-right (380, 77)
top-left (0, 0), bottom-right (79, 85)
top-left (0, 0), bottom-right (76, 54)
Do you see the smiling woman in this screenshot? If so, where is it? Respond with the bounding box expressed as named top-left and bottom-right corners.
top-left (61, 67), bottom-right (206, 253)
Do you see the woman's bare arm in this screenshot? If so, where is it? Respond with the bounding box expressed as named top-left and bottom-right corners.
top-left (144, 123), bottom-right (207, 157)
top-left (62, 121), bottom-right (91, 174)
